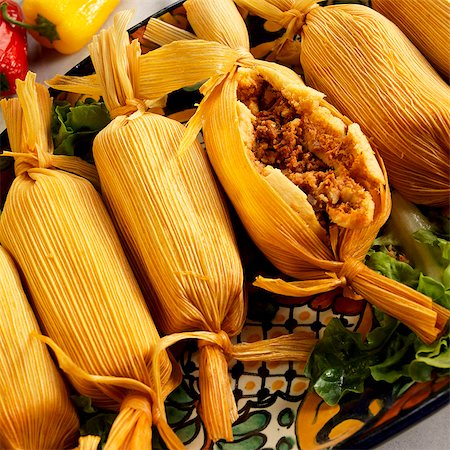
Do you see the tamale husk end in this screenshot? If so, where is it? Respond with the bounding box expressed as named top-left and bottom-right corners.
top-left (198, 342), bottom-right (237, 442)
top-left (185, 0), bottom-right (250, 50)
top-left (76, 435), bottom-right (101, 450)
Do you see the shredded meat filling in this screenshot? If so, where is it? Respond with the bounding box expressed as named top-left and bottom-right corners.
top-left (237, 77), bottom-right (370, 227)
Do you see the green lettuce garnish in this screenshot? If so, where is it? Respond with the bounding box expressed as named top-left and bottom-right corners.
top-left (51, 98), bottom-right (111, 162)
top-left (304, 318), bottom-right (376, 405)
top-left (304, 311), bottom-right (397, 405)
top-left (305, 314), bottom-right (450, 406)
top-left (365, 251), bottom-right (420, 288)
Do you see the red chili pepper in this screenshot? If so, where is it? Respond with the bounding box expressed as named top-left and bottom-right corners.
top-left (0, 0), bottom-right (28, 97)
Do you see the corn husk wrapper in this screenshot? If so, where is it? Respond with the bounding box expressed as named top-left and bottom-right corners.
top-left (234, 0), bottom-right (450, 207)
top-left (47, 11), bottom-right (317, 443)
top-left (139, 0), bottom-right (450, 345)
top-left (75, 436), bottom-right (101, 450)
top-left (143, 16), bottom-right (196, 47)
top-left (0, 73), bottom-right (182, 450)
top-left (0, 246), bottom-right (79, 450)
top-left (372, 0), bottom-right (450, 78)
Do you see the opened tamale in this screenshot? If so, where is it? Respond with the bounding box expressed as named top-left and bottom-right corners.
top-left (0, 246), bottom-right (79, 449)
top-left (0, 73), bottom-right (181, 450)
top-left (234, 0), bottom-right (450, 207)
top-left (138, 0), bottom-right (449, 345)
top-left (47, 11), bottom-right (317, 443)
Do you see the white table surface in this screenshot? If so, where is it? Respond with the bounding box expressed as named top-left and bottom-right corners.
top-left (5, 0), bottom-right (450, 448)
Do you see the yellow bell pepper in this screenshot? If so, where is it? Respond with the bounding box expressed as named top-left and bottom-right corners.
top-left (21, 0), bottom-right (120, 54)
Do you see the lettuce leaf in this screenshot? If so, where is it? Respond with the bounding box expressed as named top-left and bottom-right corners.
top-left (414, 333), bottom-right (450, 369)
top-left (366, 251), bottom-right (420, 288)
top-left (417, 274), bottom-right (450, 309)
top-left (304, 319), bottom-right (373, 405)
top-left (304, 312), bottom-right (400, 405)
top-left (51, 98), bottom-right (110, 163)
top-left (305, 313), bottom-right (450, 406)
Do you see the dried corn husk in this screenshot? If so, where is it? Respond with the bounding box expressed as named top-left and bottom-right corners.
top-left (234, 0), bottom-right (450, 207)
top-left (48, 11), bottom-right (318, 443)
top-left (138, 0), bottom-right (450, 344)
top-left (0, 246), bottom-right (79, 449)
top-left (0, 73), bottom-right (182, 450)
top-left (372, 0), bottom-right (450, 78)
top-left (75, 435), bottom-right (101, 450)
top-left (143, 16), bottom-right (196, 47)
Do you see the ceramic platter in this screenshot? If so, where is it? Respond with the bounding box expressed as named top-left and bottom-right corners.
top-left (1, 1), bottom-right (449, 449)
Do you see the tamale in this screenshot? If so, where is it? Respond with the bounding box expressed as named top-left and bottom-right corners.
top-left (0, 73), bottom-right (181, 450)
top-left (0, 246), bottom-right (79, 450)
top-left (234, 0), bottom-right (450, 207)
top-left (48, 11), bottom-right (317, 443)
top-left (372, 0), bottom-right (450, 78)
top-left (139, 0), bottom-right (449, 344)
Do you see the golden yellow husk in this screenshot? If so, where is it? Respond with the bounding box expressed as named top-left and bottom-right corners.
top-left (143, 16), bottom-right (196, 47)
top-left (0, 73), bottom-right (182, 450)
top-left (234, 0), bottom-right (450, 207)
top-left (47, 10), bottom-right (318, 443)
top-left (139, 0), bottom-right (449, 344)
top-left (372, 0), bottom-right (450, 78)
top-left (75, 435), bottom-right (101, 450)
top-left (0, 246), bottom-right (79, 450)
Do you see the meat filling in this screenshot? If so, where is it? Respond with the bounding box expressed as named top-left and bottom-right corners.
top-left (237, 75), bottom-right (373, 228)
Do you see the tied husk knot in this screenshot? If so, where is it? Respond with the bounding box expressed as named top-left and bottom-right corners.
top-left (6, 150), bottom-right (53, 177)
top-left (235, 0), bottom-right (318, 39)
top-left (120, 393), bottom-right (153, 418)
top-left (0, 73), bottom-right (59, 175)
top-left (0, 73), bottom-right (99, 186)
top-left (235, 47), bottom-right (256, 66)
top-left (338, 257), bottom-right (365, 299)
top-left (109, 97), bottom-right (163, 120)
top-left (33, 332), bottom-right (183, 450)
top-left (48, 10), bottom-right (168, 121)
top-left (197, 330), bottom-right (234, 358)
top-left (278, 8), bottom-right (308, 38)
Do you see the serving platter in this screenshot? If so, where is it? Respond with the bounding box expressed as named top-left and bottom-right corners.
top-left (1, 1), bottom-right (449, 449)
